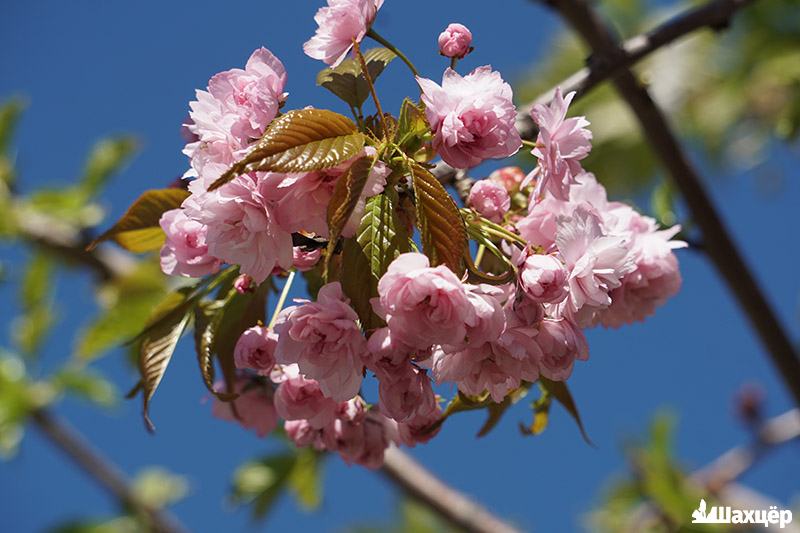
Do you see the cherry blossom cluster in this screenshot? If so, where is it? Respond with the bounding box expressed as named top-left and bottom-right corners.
top-left (154, 0), bottom-right (685, 468)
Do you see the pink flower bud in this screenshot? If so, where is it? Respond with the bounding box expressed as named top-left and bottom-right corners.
top-left (292, 246), bottom-right (322, 272)
top-left (233, 326), bottom-right (277, 375)
top-left (489, 166), bottom-right (526, 192)
top-left (274, 374), bottom-right (338, 429)
top-left (468, 180), bottom-right (511, 223)
top-left (438, 23), bottom-right (473, 59)
top-left (519, 254), bottom-right (569, 304)
top-left (234, 274), bottom-right (254, 293)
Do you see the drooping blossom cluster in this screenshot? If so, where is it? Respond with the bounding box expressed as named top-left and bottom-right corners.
top-left (145, 1), bottom-right (687, 469)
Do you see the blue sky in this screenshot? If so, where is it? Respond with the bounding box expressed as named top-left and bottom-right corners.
top-left (1, 1), bottom-right (798, 531)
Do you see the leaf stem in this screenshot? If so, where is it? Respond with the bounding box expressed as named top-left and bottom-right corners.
top-left (268, 270), bottom-right (296, 329)
top-left (474, 243), bottom-right (486, 269)
top-left (354, 40), bottom-right (390, 139)
top-left (366, 29), bottom-right (420, 77)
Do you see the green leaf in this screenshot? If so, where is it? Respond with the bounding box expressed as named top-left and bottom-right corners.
top-left (340, 238), bottom-right (382, 330)
top-left (356, 192), bottom-right (410, 279)
top-left (232, 454), bottom-right (297, 520)
top-left (0, 98), bottom-right (24, 155)
top-left (287, 448), bottom-right (322, 510)
top-left (476, 386), bottom-right (528, 438)
top-left (90, 188), bottom-right (190, 253)
top-left (540, 378), bottom-right (593, 445)
top-left (52, 368), bottom-right (117, 408)
top-left (519, 384), bottom-right (552, 436)
top-left (79, 137), bottom-right (138, 198)
top-left (410, 163), bottom-right (467, 275)
top-left (210, 109), bottom-right (365, 189)
top-left (324, 155), bottom-right (374, 275)
top-left (395, 98), bottom-right (430, 154)
top-left (137, 288), bottom-right (194, 431)
top-left (13, 252), bottom-right (55, 356)
top-left (316, 47), bottom-right (397, 108)
top-left (132, 467), bottom-right (190, 509)
top-left (75, 262), bottom-right (167, 360)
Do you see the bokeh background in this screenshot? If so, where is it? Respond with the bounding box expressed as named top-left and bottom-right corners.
top-left (1, 0), bottom-right (798, 531)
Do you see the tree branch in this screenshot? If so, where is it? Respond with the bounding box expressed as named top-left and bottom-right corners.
top-left (30, 408), bottom-right (187, 533)
top-left (539, 0), bottom-right (800, 407)
top-left (381, 446), bottom-right (521, 533)
top-left (516, 0), bottom-right (756, 139)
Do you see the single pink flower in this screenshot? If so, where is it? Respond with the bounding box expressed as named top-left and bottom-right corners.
top-left (438, 23), bottom-right (473, 59)
top-left (418, 66), bottom-right (522, 169)
top-left (303, 0), bottom-right (384, 67)
top-left (234, 274), bottom-right (255, 293)
top-left (535, 317), bottom-right (588, 381)
top-left (211, 378), bottom-right (278, 438)
top-left (519, 254), bottom-right (569, 305)
top-left (489, 166), bottom-right (526, 193)
top-left (159, 208), bottom-right (220, 278)
top-left (292, 247), bottom-right (322, 271)
top-left (468, 180), bottom-right (511, 223)
top-left (378, 364), bottom-right (438, 423)
top-left (184, 177), bottom-right (294, 283)
top-left (233, 326), bottom-right (278, 375)
top-left (374, 253), bottom-right (476, 350)
top-left (274, 282), bottom-right (366, 401)
top-left (274, 367), bottom-right (339, 428)
top-left (530, 88), bottom-right (592, 201)
top-left (555, 204), bottom-right (634, 322)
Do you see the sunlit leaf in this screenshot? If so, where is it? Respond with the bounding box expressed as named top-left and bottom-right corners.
top-left (137, 288), bottom-right (194, 431)
top-left (13, 252), bottom-right (54, 356)
top-left (89, 188), bottom-right (189, 253)
top-left (476, 386), bottom-right (528, 438)
top-left (210, 109), bottom-right (365, 189)
top-left (410, 163), bottom-right (467, 275)
top-left (232, 454), bottom-right (297, 520)
top-left (316, 47), bottom-right (397, 108)
top-left (395, 98), bottom-right (429, 154)
top-left (79, 137), bottom-right (138, 198)
top-left (540, 378), bottom-right (593, 445)
top-left (356, 192), bottom-right (410, 279)
top-left (340, 238), bottom-right (382, 330)
top-left (132, 467), bottom-right (189, 509)
top-left (326, 155), bottom-right (373, 259)
top-left (287, 448), bottom-right (322, 510)
top-left (52, 368), bottom-right (117, 408)
top-left (519, 384), bottom-right (552, 436)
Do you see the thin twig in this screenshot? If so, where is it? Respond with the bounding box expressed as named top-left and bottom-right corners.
top-left (516, 0), bottom-right (757, 140)
top-left (381, 446), bottom-right (522, 533)
top-left (30, 408), bottom-right (187, 533)
top-left (540, 0), bottom-right (800, 407)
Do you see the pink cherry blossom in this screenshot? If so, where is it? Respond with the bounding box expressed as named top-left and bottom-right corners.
top-left (378, 364), bottom-right (438, 423)
top-left (292, 247), bottom-right (322, 271)
top-left (234, 274), bottom-right (254, 293)
top-left (461, 283), bottom-right (507, 348)
top-left (303, 0), bottom-right (384, 67)
top-left (285, 419), bottom-right (325, 449)
top-left (184, 177), bottom-right (293, 283)
top-left (211, 378), bottom-right (278, 437)
top-left (418, 66), bottom-right (522, 169)
top-left (519, 253), bottom-right (569, 305)
top-left (598, 224), bottom-right (685, 327)
top-left (489, 166), bottom-right (526, 193)
top-left (159, 208), bottom-right (220, 278)
top-left (535, 317), bottom-right (588, 381)
top-left (517, 194), bottom-right (568, 250)
top-left (274, 368), bottom-right (339, 428)
top-left (468, 180), bottom-right (511, 223)
top-left (530, 88), bottom-right (592, 201)
top-left (438, 23), bottom-right (473, 59)
top-left (555, 204), bottom-right (634, 323)
top-left (207, 48), bottom-right (287, 144)
top-left (274, 282), bottom-right (366, 401)
top-left (234, 326), bottom-right (278, 375)
top-left (375, 253), bottom-right (476, 349)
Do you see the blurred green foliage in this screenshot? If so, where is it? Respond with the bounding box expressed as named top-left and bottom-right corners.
top-left (516, 0), bottom-right (800, 208)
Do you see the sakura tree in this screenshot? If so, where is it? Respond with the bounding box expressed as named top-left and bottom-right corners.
top-left (3, 0), bottom-right (798, 531)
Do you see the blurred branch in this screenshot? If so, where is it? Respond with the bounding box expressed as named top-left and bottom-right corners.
top-left (30, 408), bottom-right (186, 533)
top-left (17, 211), bottom-right (133, 281)
top-left (381, 446), bottom-right (521, 533)
top-left (627, 409), bottom-right (800, 532)
top-left (538, 0), bottom-right (800, 406)
top-left (516, 0), bottom-right (756, 139)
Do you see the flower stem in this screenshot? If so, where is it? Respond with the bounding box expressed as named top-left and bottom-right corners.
top-left (449, 57), bottom-right (458, 70)
top-left (521, 139), bottom-right (538, 150)
top-left (268, 270), bottom-right (296, 329)
top-left (475, 244), bottom-right (486, 269)
top-left (354, 39), bottom-right (390, 139)
top-left (366, 29), bottom-right (419, 77)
